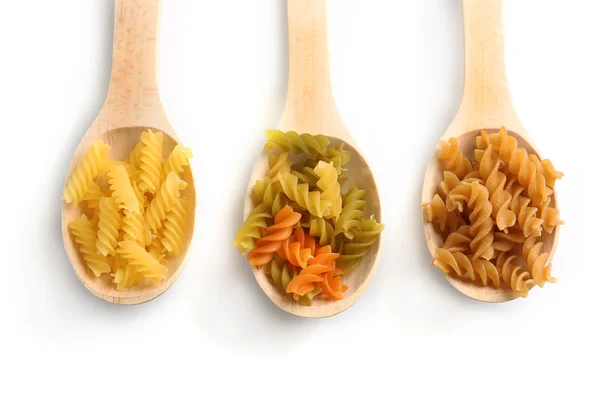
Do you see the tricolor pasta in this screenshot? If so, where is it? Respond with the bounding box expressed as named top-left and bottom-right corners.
top-left (234, 130), bottom-right (384, 305)
top-left (64, 129), bottom-right (193, 290)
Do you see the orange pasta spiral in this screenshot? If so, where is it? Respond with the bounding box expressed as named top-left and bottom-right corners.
top-left (477, 127), bottom-right (548, 207)
top-left (522, 236), bottom-right (556, 287)
top-left (423, 194), bottom-right (465, 233)
top-left (504, 176), bottom-right (543, 238)
top-left (478, 146), bottom-right (516, 231)
top-left (287, 245), bottom-right (339, 300)
top-left (277, 226), bottom-right (315, 268)
top-left (446, 181), bottom-right (494, 260)
top-left (432, 249), bottom-right (500, 288)
top-left (496, 252), bottom-right (534, 298)
top-left (248, 205), bottom-right (302, 267)
top-left (438, 137), bottom-right (472, 179)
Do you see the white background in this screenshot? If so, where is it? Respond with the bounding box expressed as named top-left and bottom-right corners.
top-left (1, 1), bottom-right (598, 400)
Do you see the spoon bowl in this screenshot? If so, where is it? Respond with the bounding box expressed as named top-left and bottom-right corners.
top-left (422, 128), bottom-right (559, 302)
top-left (243, 0), bottom-right (381, 317)
top-left (245, 137), bottom-right (381, 317)
top-left (61, 0), bottom-right (195, 305)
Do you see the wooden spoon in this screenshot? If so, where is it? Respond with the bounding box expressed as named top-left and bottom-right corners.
top-left (61, 0), bottom-right (195, 304)
top-left (243, 0), bottom-right (382, 317)
top-left (421, 0), bottom-right (559, 302)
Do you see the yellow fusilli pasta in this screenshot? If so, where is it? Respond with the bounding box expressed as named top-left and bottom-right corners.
top-left (69, 215), bottom-right (111, 277)
top-left (162, 143), bottom-right (193, 180)
top-left (96, 196), bottom-right (121, 257)
top-left (117, 240), bottom-right (167, 283)
top-left (82, 181), bottom-right (107, 210)
top-left (138, 129), bottom-right (163, 194)
top-left (107, 162), bottom-right (139, 215)
top-left (161, 197), bottom-right (188, 256)
top-left (63, 139), bottom-right (111, 204)
top-left (146, 171), bottom-right (187, 233)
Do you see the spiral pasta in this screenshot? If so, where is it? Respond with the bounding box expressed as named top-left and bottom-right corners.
top-left (277, 226), bottom-right (317, 269)
top-left (233, 204), bottom-right (271, 254)
top-left (63, 139), bottom-right (111, 204)
top-left (442, 225), bottom-right (472, 253)
top-left (69, 215), bottom-right (111, 277)
top-left (112, 257), bottom-right (140, 291)
top-left (65, 133), bottom-right (193, 291)
top-left (161, 197), bottom-right (188, 256)
top-left (338, 217), bottom-right (384, 274)
top-left (432, 249), bottom-right (500, 288)
top-left (248, 206), bottom-right (302, 266)
top-left (446, 181), bottom-right (494, 261)
top-left (438, 137), bottom-right (472, 179)
top-left (522, 236), bottom-right (556, 287)
top-left (478, 146), bottom-right (516, 231)
top-left (266, 152), bottom-right (291, 180)
top-left (424, 126), bottom-right (562, 297)
top-left (146, 171), bottom-right (187, 233)
top-left (162, 143), bottom-right (193, 181)
top-left (537, 198), bottom-right (563, 234)
top-left (117, 240), bottom-right (167, 282)
top-left (138, 129), bottom-right (163, 194)
top-left (287, 245), bottom-right (338, 300)
top-left (423, 194), bottom-right (465, 233)
top-left (96, 196), bottom-right (121, 257)
top-left (128, 141), bottom-right (144, 170)
top-left (504, 176), bottom-right (543, 238)
top-left (107, 162), bottom-right (139, 215)
top-left (278, 173), bottom-right (331, 218)
top-left (478, 127), bottom-right (548, 206)
top-left (335, 186), bottom-right (366, 238)
top-left (83, 181), bottom-right (107, 210)
top-left (308, 217), bottom-right (337, 249)
top-left (314, 160), bottom-right (342, 219)
top-left (496, 252), bottom-right (535, 298)
top-left (122, 186), bottom-right (145, 246)
top-left (439, 171), bottom-right (461, 198)
top-left (264, 129), bottom-right (329, 156)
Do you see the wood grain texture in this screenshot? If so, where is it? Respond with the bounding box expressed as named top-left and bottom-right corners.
top-left (61, 0), bottom-right (195, 305)
top-left (421, 0), bottom-right (559, 303)
top-left (244, 0), bottom-right (381, 317)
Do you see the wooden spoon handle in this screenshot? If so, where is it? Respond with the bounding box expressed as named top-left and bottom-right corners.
top-left (278, 0), bottom-right (349, 141)
top-left (457, 0), bottom-right (522, 131)
top-left (103, 0), bottom-right (166, 128)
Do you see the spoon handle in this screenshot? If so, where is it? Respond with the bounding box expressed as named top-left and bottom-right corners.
top-left (103, 0), bottom-right (166, 127)
top-left (457, 0), bottom-right (523, 132)
top-left (278, 0), bottom-right (349, 140)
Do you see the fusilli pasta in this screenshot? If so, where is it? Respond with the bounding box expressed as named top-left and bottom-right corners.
top-left (63, 139), bottom-right (111, 204)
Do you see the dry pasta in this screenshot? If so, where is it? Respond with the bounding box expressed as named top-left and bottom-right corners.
top-left (63, 132), bottom-right (192, 290)
top-left (423, 127), bottom-right (562, 298)
top-left (235, 130), bottom-right (384, 304)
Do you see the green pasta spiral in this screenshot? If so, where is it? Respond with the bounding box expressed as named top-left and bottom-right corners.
top-left (338, 217), bottom-right (384, 274)
top-left (264, 129), bottom-right (330, 156)
top-left (335, 186), bottom-right (367, 238)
